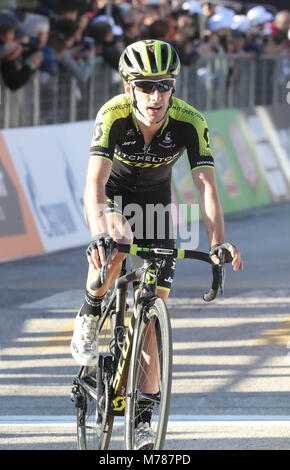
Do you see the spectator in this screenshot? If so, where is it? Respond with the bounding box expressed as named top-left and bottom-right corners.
top-left (202, 1), bottom-right (216, 19)
top-left (172, 13), bottom-right (200, 64)
top-left (0, 12), bottom-right (22, 60)
top-left (54, 0), bottom-right (80, 21)
top-left (0, 12), bottom-right (43, 91)
top-left (146, 19), bottom-right (171, 41)
top-left (74, 11), bottom-right (90, 43)
top-left (21, 13), bottom-right (50, 46)
top-left (182, 1), bottom-right (203, 16)
top-left (201, 7), bottom-right (235, 53)
top-left (48, 18), bottom-right (95, 83)
top-left (121, 8), bottom-right (143, 46)
top-left (230, 15), bottom-right (250, 55)
top-left (269, 10), bottom-right (290, 53)
top-left (20, 13), bottom-right (55, 75)
top-left (88, 17), bottom-right (125, 70)
top-left (244, 6), bottom-right (274, 54)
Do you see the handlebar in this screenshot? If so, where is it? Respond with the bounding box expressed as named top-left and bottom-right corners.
top-left (90, 242), bottom-right (227, 302)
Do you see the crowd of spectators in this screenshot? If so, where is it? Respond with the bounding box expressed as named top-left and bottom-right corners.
top-left (0, 0), bottom-right (289, 92)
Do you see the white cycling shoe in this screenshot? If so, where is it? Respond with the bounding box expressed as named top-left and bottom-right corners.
top-left (70, 310), bottom-right (99, 366)
top-left (134, 422), bottom-right (156, 450)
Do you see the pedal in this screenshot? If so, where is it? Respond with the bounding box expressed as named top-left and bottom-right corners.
top-left (71, 381), bottom-right (85, 408)
top-left (103, 354), bottom-right (114, 374)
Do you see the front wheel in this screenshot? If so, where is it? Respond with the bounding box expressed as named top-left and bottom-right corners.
top-left (124, 297), bottom-right (172, 450)
top-left (76, 366), bottom-right (114, 450)
top-left (76, 300), bottom-right (116, 450)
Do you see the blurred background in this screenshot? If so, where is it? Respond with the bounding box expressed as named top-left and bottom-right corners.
top-left (0, 0), bottom-right (289, 127)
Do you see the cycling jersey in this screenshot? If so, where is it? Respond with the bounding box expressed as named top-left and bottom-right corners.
top-left (90, 94), bottom-right (214, 192)
top-left (105, 186), bottom-right (176, 292)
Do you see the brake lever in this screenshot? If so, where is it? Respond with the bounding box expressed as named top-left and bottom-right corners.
top-left (217, 247), bottom-right (226, 295)
top-left (90, 241), bottom-right (115, 290)
top-left (100, 245), bottom-right (113, 284)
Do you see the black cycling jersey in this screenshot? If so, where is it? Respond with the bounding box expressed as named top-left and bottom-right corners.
top-left (90, 94), bottom-right (214, 192)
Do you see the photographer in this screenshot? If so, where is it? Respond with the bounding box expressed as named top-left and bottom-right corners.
top-left (0, 13), bottom-right (43, 92)
top-left (20, 13), bottom-right (56, 75)
top-left (88, 18), bottom-right (124, 70)
top-left (48, 18), bottom-right (96, 83)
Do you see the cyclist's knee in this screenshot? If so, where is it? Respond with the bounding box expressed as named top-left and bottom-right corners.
top-left (157, 288), bottom-right (170, 302)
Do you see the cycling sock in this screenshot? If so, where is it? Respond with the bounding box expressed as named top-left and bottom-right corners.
top-left (79, 290), bottom-right (105, 317)
top-left (135, 401), bottom-right (154, 426)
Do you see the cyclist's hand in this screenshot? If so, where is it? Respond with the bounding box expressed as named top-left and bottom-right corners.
top-left (86, 233), bottom-right (116, 270)
top-left (210, 242), bottom-right (243, 272)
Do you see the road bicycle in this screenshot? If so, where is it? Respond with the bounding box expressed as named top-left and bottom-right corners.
top-left (71, 242), bottom-right (226, 450)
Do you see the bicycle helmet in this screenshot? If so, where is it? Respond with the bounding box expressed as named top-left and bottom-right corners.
top-left (119, 39), bottom-right (180, 81)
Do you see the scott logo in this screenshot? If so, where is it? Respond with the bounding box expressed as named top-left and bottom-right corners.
top-left (113, 396), bottom-right (126, 411)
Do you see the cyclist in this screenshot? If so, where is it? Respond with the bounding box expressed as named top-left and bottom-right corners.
top-left (71, 39), bottom-right (243, 449)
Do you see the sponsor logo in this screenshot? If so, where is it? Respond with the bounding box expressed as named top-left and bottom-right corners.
top-left (164, 131), bottom-right (172, 144)
top-left (123, 140), bottom-right (136, 146)
top-left (143, 144), bottom-right (151, 153)
top-left (126, 128), bottom-right (135, 137)
top-left (91, 149), bottom-right (110, 158)
top-left (115, 151), bottom-right (181, 168)
top-left (171, 105), bottom-right (205, 122)
top-left (159, 131), bottom-right (175, 149)
top-left (196, 160), bottom-right (214, 166)
top-left (93, 122), bottom-right (103, 141)
top-left (102, 102), bottom-right (131, 115)
top-left (113, 396), bottom-right (126, 411)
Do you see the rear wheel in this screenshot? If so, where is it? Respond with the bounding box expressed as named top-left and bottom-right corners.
top-left (124, 297), bottom-right (172, 450)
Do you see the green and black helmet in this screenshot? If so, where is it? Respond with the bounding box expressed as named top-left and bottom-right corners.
top-left (119, 39), bottom-right (181, 81)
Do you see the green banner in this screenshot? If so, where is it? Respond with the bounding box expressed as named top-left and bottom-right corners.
top-left (172, 108), bottom-right (271, 217)
top-left (205, 109), bottom-right (270, 212)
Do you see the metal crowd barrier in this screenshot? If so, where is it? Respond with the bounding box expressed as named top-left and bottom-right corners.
top-left (0, 53), bottom-right (289, 129)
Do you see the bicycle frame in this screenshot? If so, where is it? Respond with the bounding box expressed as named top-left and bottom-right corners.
top-left (97, 258), bottom-right (161, 415)
top-left (73, 244), bottom-right (223, 399)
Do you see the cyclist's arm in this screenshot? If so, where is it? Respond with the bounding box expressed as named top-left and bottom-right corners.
top-left (184, 109), bottom-right (224, 246)
top-left (192, 167), bottom-right (243, 271)
top-left (85, 98), bottom-right (121, 237)
top-left (84, 156), bottom-right (112, 237)
top-left (192, 166), bottom-right (225, 247)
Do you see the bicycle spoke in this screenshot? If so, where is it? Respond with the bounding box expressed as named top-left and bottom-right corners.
top-left (125, 298), bottom-right (172, 450)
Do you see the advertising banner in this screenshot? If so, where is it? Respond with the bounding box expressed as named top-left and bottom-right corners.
top-left (257, 105), bottom-right (290, 186)
top-left (240, 108), bottom-right (290, 201)
top-left (203, 109), bottom-right (271, 212)
top-left (2, 121), bottom-right (92, 255)
top-left (0, 132), bottom-right (44, 261)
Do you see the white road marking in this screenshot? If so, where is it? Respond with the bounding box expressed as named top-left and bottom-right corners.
top-left (2, 415), bottom-right (290, 426)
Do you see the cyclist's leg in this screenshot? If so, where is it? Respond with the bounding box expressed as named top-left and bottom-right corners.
top-left (71, 209), bottom-right (133, 366)
top-left (130, 202), bottom-right (175, 398)
top-left (86, 211), bottom-right (133, 297)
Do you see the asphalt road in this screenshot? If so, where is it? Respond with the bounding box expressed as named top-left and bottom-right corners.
top-left (1, 201), bottom-right (290, 451)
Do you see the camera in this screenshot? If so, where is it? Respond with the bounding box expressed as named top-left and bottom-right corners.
top-left (82, 36), bottom-right (95, 51)
top-left (21, 36), bottom-right (41, 58)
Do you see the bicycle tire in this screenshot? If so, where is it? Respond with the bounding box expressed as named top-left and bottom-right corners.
top-left (124, 297), bottom-right (172, 450)
top-left (76, 302), bottom-right (115, 450)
